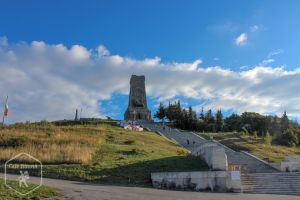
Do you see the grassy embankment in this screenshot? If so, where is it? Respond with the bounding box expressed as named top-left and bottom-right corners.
top-left (0, 178), bottom-right (57, 200)
top-left (0, 120), bottom-right (208, 186)
top-left (198, 132), bottom-right (300, 163)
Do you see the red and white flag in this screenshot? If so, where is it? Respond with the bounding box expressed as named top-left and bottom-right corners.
top-left (3, 96), bottom-right (8, 117)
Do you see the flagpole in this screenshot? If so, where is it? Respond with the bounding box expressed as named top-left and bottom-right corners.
top-left (2, 96), bottom-right (8, 126)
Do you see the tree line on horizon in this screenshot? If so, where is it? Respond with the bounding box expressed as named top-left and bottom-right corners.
top-left (154, 100), bottom-right (299, 147)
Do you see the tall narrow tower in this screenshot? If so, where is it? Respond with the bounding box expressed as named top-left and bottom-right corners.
top-left (75, 109), bottom-right (79, 121)
top-left (124, 75), bottom-right (151, 121)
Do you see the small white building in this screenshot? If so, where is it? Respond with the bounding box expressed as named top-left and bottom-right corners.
top-left (118, 121), bottom-right (143, 132)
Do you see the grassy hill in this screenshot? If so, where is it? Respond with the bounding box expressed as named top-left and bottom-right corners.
top-left (198, 132), bottom-right (300, 163)
top-left (0, 120), bottom-right (208, 186)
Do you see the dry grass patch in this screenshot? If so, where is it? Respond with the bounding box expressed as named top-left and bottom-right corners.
top-left (199, 132), bottom-right (300, 163)
top-left (0, 122), bottom-right (104, 164)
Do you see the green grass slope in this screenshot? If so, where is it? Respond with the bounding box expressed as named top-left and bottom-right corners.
top-left (199, 132), bottom-right (300, 163)
top-left (0, 179), bottom-right (57, 200)
top-left (0, 121), bottom-right (208, 186)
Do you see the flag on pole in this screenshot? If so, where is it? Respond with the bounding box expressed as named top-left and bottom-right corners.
top-left (3, 96), bottom-right (8, 117)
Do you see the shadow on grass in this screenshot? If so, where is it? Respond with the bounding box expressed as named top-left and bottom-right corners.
top-left (1, 156), bottom-right (208, 187)
top-left (220, 138), bottom-right (251, 152)
top-left (39, 156), bottom-right (208, 187)
top-left (84, 156), bottom-right (208, 187)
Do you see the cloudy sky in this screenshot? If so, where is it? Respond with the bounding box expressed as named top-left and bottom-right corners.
top-left (1, 0), bottom-right (300, 123)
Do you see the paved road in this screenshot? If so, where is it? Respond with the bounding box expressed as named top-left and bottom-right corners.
top-left (1, 173), bottom-right (300, 200)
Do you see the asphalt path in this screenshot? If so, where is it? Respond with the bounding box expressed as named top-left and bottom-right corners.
top-left (1, 173), bottom-right (299, 200)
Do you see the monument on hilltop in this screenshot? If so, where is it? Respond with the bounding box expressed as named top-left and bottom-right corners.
top-left (124, 75), bottom-right (151, 121)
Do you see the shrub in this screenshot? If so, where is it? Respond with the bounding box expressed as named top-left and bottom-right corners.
top-left (253, 131), bottom-right (258, 139)
top-left (0, 136), bottom-right (28, 147)
top-left (279, 129), bottom-right (299, 147)
top-left (238, 131), bottom-right (248, 136)
top-left (123, 140), bottom-right (135, 145)
top-left (263, 132), bottom-right (272, 145)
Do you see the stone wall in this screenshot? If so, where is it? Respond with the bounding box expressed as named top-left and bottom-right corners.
top-left (280, 156), bottom-right (300, 172)
top-left (192, 141), bottom-right (228, 171)
top-left (151, 171), bottom-right (241, 192)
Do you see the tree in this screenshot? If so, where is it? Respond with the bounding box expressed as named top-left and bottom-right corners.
top-left (166, 101), bottom-right (176, 122)
top-left (205, 109), bottom-right (214, 123)
top-left (280, 111), bottom-right (289, 133)
top-left (187, 106), bottom-right (197, 130)
top-left (279, 129), bottom-right (299, 147)
top-left (204, 109), bottom-right (215, 132)
top-left (199, 107), bottom-right (205, 121)
top-left (154, 103), bottom-right (166, 122)
top-left (266, 115), bottom-right (281, 138)
top-left (263, 131), bottom-right (272, 145)
top-left (197, 107), bottom-right (205, 132)
top-left (181, 108), bottom-right (188, 129)
top-left (175, 101), bottom-right (182, 122)
top-left (215, 109), bottom-right (223, 132)
top-left (241, 112), bottom-right (268, 136)
top-left (224, 113), bottom-right (242, 132)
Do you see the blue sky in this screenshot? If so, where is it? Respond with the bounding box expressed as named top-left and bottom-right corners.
top-left (2, 0), bottom-right (300, 68)
top-left (1, 0), bottom-right (300, 122)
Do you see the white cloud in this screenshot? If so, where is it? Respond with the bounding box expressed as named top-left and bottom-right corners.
top-left (97, 45), bottom-right (110, 57)
top-left (260, 59), bottom-right (275, 66)
top-left (268, 49), bottom-right (284, 58)
top-left (235, 33), bottom-right (248, 46)
top-left (0, 36), bottom-right (8, 46)
top-left (250, 25), bottom-right (259, 32)
top-left (257, 49), bottom-right (284, 67)
top-left (239, 65), bottom-right (249, 70)
top-left (1, 38), bottom-right (300, 123)
top-left (70, 45), bottom-right (90, 60)
top-left (172, 59), bottom-right (202, 71)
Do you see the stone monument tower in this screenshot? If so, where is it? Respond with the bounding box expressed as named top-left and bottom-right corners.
top-left (124, 75), bottom-right (151, 121)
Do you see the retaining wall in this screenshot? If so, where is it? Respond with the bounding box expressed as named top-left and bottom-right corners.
top-left (151, 171), bottom-right (241, 192)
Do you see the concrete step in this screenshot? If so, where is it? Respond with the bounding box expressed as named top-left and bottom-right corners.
top-left (241, 172), bottom-right (300, 195)
top-left (242, 184), bottom-right (300, 187)
top-left (243, 191), bottom-right (300, 195)
top-left (242, 177), bottom-right (300, 180)
top-left (242, 181), bottom-right (300, 184)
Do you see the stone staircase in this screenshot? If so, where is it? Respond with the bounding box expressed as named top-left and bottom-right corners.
top-left (140, 122), bottom-right (300, 195)
top-left (225, 150), bottom-right (277, 173)
top-left (140, 122), bottom-right (207, 150)
top-left (241, 172), bottom-right (300, 195)
top-left (141, 122), bottom-right (277, 173)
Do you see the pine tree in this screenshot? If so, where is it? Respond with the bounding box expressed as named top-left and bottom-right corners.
top-left (175, 100), bottom-right (182, 121)
top-left (204, 109), bottom-right (215, 132)
top-left (280, 111), bottom-right (289, 133)
top-left (154, 102), bottom-right (166, 122)
top-left (205, 109), bottom-right (214, 123)
top-left (185, 106), bottom-right (196, 130)
top-left (198, 107), bottom-right (205, 132)
top-left (199, 107), bottom-right (205, 121)
top-left (166, 101), bottom-right (174, 122)
top-left (216, 109), bottom-right (223, 132)
top-left (181, 108), bottom-right (188, 129)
